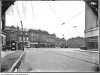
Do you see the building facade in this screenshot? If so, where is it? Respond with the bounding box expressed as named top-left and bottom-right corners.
top-left (84, 1), bottom-right (98, 49)
top-left (67, 37), bottom-right (85, 48)
top-left (18, 28), bottom-right (29, 42)
top-left (28, 29), bottom-right (67, 48)
top-left (28, 29), bottom-right (56, 48)
top-left (5, 26), bottom-right (67, 48)
top-left (6, 26), bottom-right (30, 45)
top-left (55, 37), bottom-right (67, 48)
top-left (6, 25), bottom-right (18, 42)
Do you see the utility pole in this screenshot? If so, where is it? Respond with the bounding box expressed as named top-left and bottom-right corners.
top-left (20, 21), bottom-right (24, 51)
top-left (13, 3), bottom-right (24, 51)
top-left (17, 25), bottom-right (19, 50)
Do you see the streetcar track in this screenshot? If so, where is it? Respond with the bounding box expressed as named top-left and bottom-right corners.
top-left (42, 50), bottom-right (99, 65)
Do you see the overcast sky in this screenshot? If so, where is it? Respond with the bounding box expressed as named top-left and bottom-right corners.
top-left (6, 1), bottom-right (85, 40)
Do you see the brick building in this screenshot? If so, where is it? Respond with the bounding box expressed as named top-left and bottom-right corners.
top-left (67, 37), bottom-right (85, 48)
top-left (55, 37), bottom-right (67, 48)
top-left (28, 29), bottom-right (67, 48)
top-left (5, 26), bottom-right (67, 48)
top-left (28, 29), bottom-right (56, 48)
top-left (18, 28), bottom-right (29, 42)
top-left (6, 25), bottom-right (18, 42)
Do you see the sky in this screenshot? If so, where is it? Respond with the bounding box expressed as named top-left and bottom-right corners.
top-left (6, 1), bottom-right (85, 40)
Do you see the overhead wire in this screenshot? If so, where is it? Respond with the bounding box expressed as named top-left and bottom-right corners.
top-left (22, 1), bottom-right (27, 18)
top-left (11, 7), bottom-right (15, 19)
top-left (46, 2), bottom-right (63, 23)
top-left (14, 2), bottom-right (21, 21)
top-left (66, 10), bottom-right (85, 23)
top-left (31, 1), bottom-right (35, 19)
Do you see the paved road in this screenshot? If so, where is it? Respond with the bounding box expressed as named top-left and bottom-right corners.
top-left (19, 48), bottom-right (99, 72)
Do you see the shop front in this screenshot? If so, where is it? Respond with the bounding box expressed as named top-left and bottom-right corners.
top-left (85, 36), bottom-right (98, 49)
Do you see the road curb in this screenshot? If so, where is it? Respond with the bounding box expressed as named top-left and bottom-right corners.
top-left (1, 50), bottom-right (26, 72)
top-left (8, 51), bottom-right (26, 72)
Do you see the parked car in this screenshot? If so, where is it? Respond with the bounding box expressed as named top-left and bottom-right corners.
top-left (80, 46), bottom-right (87, 50)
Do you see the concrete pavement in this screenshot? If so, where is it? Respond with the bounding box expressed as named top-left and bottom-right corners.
top-left (18, 48), bottom-right (99, 72)
top-left (1, 50), bottom-right (24, 72)
top-left (1, 51), bottom-right (15, 58)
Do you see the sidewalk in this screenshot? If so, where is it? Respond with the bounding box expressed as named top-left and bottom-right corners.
top-left (1, 51), bottom-right (15, 58)
top-left (78, 49), bottom-right (99, 53)
top-left (1, 50), bottom-right (24, 72)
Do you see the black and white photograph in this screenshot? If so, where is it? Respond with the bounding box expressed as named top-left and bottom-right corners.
top-left (0, 0), bottom-right (100, 73)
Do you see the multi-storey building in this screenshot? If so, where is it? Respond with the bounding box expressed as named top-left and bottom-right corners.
top-left (6, 25), bottom-right (18, 42)
top-left (84, 1), bottom-right (98, 49)
top-left (28, 29), bottom-right (56, 47)
top-left (67, 37), bottom-right (85, 48)
top-left (5, 25), bottom-right (67, 48)
top-left (5, 26), bottom-right (29, 43)
top-left (28, 29), bottom-right (67, 48)
top-left (18, 28), bottom-right (29, 42)
top-left (55, 37), bottom-right (67, 48)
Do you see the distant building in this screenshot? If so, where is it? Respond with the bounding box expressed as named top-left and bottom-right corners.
top-left (84, 1), bottom-right (98, 49)
top-left (5, 26), bottom-right (67, 48)
top-left (67, 37), bottom-right (85, 48)
top-left (6, 25), bottom-right (18, 42)
top-left (55, 37), bottom-right (67, 48)
top-left (28, 29), bottom-right (67, 48)
top-left (28, 29), bottom-right (56, 48)
top-left (18, 28), bottom-right (29, 42)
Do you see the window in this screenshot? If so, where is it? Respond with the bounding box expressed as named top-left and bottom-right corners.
top-left (31, 33), bottom-right (33, 36)
top-left (26, 37), bottom-right (29, 41)
top-left (37, 34), bottom-right (38, 37)
top-left (34, 38), bottom-right (36, 41)
top-left (23, 37), bottom-right (25, 41)
top-left (31, 38), bottom-right (33, 41)
top-left (19, 37), bottom-right (22, 41)
top-left (34, 33), bottom-right (36, 36)
top-left (25, 33), bottom-right (28, 35)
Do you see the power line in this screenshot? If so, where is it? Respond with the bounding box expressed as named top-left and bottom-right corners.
top-left (11, 7), bottom-right (14, 18)
top-left (14, 2), bottom-right (21, 21)
top-left (46, 2), bottom-right (63, 23)
top-left (22, 1), bottom-right (27, 18)
top-left (31, 1), bottom-right (35, 19)
top-left (66, 10), bottom-right (85, 23)
top-left (46, 2), bottom-right (84, 26)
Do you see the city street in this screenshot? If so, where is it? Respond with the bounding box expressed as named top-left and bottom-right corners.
top-left (1, 0), bottom-right (100, 73)
top-left (19, 48), bottom-right (99, 72)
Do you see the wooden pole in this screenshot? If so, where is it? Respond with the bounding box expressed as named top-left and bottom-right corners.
top-left (20, 21), bottom-right (24, 51)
